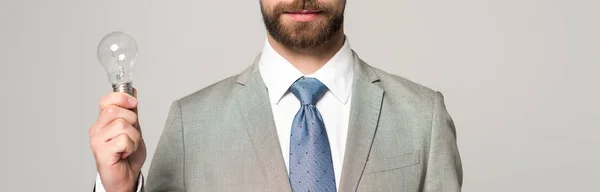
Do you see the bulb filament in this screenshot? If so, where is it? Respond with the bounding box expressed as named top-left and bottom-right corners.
top-left (116, 66), bottom-right (125, 83)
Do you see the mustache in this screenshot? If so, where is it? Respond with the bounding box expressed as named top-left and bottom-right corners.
top-left (271, 0), bottom-right (334, 16)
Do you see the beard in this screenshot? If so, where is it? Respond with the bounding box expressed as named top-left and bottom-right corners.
top-left (260, 0), bottom-right (345, 50)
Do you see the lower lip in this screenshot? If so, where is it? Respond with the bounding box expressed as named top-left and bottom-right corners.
top-left (285, 13), bottom-right (321, 22)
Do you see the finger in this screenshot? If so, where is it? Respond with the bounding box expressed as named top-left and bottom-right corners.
top-left (99, 92), bottom-right (137, 112)
top-left (90, 105), bottom-right (138, 137)
top-left (107, 134), bottom-right (136, 159)
top-left (96, 119), bottom-right (141, 152)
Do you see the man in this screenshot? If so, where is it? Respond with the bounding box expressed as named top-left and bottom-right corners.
top-left (90, 0), bottom-right (463, 191)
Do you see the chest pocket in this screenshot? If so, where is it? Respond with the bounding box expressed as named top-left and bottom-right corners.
top-left (363, 150), bottom-right (421, 174)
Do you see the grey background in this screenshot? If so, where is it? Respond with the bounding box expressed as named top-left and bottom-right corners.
top-left (0, 0), bottom-right (598, 191)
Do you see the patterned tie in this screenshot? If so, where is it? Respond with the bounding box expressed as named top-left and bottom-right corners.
top-left (289, 77), bottom-right (337, 192)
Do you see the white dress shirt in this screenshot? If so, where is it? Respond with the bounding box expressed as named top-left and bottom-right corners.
top-left (258, 38), bottom-right (354, 189)
top-left (95, 172), bottom-right (143, 192)
top-left (95, 38), bottom-right (354, 191)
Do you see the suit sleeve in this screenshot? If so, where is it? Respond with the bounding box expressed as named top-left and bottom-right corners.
top-left (422, 92), bottom-right (463, 192)
top-left (144, 100), bottom-right (186, 191)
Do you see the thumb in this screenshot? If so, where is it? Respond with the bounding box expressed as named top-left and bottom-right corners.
top-left (128, 138), bottom-right (147, 173)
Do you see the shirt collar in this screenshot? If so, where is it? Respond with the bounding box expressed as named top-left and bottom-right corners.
top-left (258, 37), bottom-right (354, 105)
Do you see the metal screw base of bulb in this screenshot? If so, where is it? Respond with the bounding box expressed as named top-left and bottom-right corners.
top-left (112, 83), bottom-right (135, 96)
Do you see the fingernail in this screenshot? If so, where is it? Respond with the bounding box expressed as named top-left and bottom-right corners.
top-left (129, 97), bottom-right (137, 105)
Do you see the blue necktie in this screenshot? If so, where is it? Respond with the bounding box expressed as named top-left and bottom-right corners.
top-left (289, 77), bottom-right (337, 192)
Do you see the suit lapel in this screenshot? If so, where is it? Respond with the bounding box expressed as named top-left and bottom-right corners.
top-left (232, 52), bottom-right (383, 192)
top-left (339, 51), bottom-right (384, 192)
top-left (233, 57), bottom-right (292, 192)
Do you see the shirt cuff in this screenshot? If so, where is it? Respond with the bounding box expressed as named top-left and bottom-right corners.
top-left (94, 172), bottom-right (143, 192)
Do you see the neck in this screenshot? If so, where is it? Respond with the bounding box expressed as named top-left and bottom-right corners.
top-left (267, 30), bottom-right (346, 74)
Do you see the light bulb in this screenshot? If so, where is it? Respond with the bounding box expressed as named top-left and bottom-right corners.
top-left (97, 31), bottom-right (139, 96)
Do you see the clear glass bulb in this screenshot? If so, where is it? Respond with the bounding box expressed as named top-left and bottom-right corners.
top-left (97, 31), bottom-right (138, 94)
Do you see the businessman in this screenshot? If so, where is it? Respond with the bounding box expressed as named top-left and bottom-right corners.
top-left (90, 0), bottom-right (463, 191)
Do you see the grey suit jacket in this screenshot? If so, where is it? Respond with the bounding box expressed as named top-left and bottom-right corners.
top-left (144, 51), bottom-right (462, 192)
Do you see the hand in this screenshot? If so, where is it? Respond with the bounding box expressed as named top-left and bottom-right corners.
top-left (90, 92), bottom-right (146, 192)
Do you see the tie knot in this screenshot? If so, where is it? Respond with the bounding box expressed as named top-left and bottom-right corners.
top-left (290, 77), bottom-right (328, 105)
